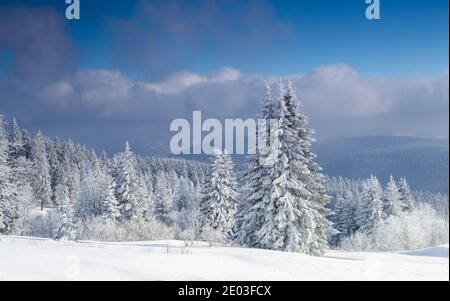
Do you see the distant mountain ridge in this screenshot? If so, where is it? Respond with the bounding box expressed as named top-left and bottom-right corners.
top-left (313, 136), bottom-right (449, 194)
top-left (171, 136), bottom-right (449, 194)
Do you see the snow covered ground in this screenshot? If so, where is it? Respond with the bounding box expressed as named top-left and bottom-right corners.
top-left (0, 235), bottom-right (448, 281)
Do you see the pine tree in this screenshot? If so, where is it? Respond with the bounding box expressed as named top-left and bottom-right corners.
top-left (76, 157), bottom-right (118, 221)
top-left (54, 183), bottom-right (77, 240)
top-left (101, 173), bottom-right (121, 223)
top-left (31, 131), bottom-right (52, 210)
top-left (330, 191), bottom-right (357, 246)
top-left (398, 177), bottom-right (413, 212)
top-left (256, 81), bottom-right (314, 253)
top-left (8, 118), bottom-right (26, 160)
top-left (357, 176), bottom-right (383, 234)
top-left (13, 183), bottom-right (35, 236)
top-left (8, 119), bottom-right (33, 190)
top-left (154, 171), bottom-right (175, 224)
top-left (283, 80), bottom-right (334, 255)
top-left (114, 142), bottom-right (145, 220)
top-left (60, 154), bottom-right (81, 205)
top-left (200, 150), bottom-right (237, 241)
top-left (135, 168), bottom-right (153, 219)
top-left (172, 177), bottom-right (201, 234)
top-left (173, 177), bottom-right (191, 212)
top-left (98, 151), bottom-right (110, 171)
top-left (0, 118), bottom-right (18, 234)
top-left (383, 175), bottom-right (402, 218)
top-left (234, 82), bottom-right (279, 247)
top-left (235, 81), bottom-right (333, 255)
top-left (46, 137), bottom-right (61, 194)
top-left (21, 128), bottom-right (33, 159)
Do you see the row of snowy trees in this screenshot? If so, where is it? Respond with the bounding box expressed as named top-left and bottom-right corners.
top-left (340, 203), bottom-right (449, 252)
top-left (326, 175), bottom-right (448, 248)
top-left (327, 175), bottom-right (413, 246)
top-left (0, 117), bottom-right (206, 240)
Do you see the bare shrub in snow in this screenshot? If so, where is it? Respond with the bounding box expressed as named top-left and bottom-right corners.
top-left (200, 226), bottom-right (228, 246)
top-left (122, 218), bottom-right (174, 241)
top-left (79, 217), bottom-right (174, 242)
top-left (18, 209), bottom-right (60, 238)
top-left (78, 217), bottom-right (126, 241)
top-left (339, 232), bottom-right (374, 252)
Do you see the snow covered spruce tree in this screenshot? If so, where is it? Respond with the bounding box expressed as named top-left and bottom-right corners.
top-left (330, 190), bottom-right (358, 246)
top-left (383, 175), bottom-right (402, 218)
top-left (113, 142), bottom-right (147, 221)
top-left (31, 131), bottom-right (52, 211)
top-left (101, 172), bottom-right (121, 223)
top-left (8, 120), bottom-right (34, 191)
top-left (283, 80), bottom-right (334, 254)
top-left (235, 80), bottom-right (333, 255)
top-left (326, 176), bottom-right (365, 246)
top-left (397, 177), bottom-right (413, 212)
top-left (54, 183), bottom-right (77, 240)
top-left (58, 154), bottom-right (81, 208)
top-left (200, 149), bottom-right (237, 242)
top-left (0, 118), bottom-right (18, 234)
top-left (76, 156), bottom-right (121, 223)
top-left (172, 176), bottom-right (201, 235)
top-left (234, 83), bottom-right (279, 247)
top-left (154, 171), bottom-right (176, 225)
top-left (357, 175), bottom-right (383, 234)
top-left (8, 118), bottom-right (26, 162)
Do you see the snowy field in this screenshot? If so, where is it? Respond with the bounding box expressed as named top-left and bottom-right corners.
top-left (0, 235), bottom-right (448, 281)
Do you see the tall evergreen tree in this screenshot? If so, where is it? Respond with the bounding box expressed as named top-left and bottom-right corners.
top-left (383, 175), bottom-right (402, 218)
top-left (330, 190), bottom-right (357, 246)
top-left (8, 118), bottom-right (26, 160)
top-left (234, 83), bottom-right (277, 247)
top-left (200, 150), bottom-right (237, 241)
top-left (46, 137), bottom-right (61, 194)
top-left (283, 80), bottom-right (334, 254)
top-left (59, 154), bottom-right (81, 205)
top-left (114, 142), bottom-right (145, 220)
top-left (21, 128), bottom-right (33, 159)
top-left (76, 158), bottom-right (115, 220)
top-left (0, 118), bottom-right (18, 234)
top-left (398, 177), bottom-right (413, 212)
top-left (101, 172), bottom-right (121, 223)
top-left (154, 171), bottom-right (175, 224)
top-left (357, 176), bottom-right (384, 234)
top-left (235, 81), bottom-right (333, 255)
top-left (54, 183), bottom-right (77, 240)
top-left (173, 177), bottom-right (201, 232)
top-left (31, 131), bottom-right (52, 210)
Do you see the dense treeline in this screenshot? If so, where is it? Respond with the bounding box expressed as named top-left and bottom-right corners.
top-left (0, 118), bottom-right (206, 241)
top-left (326, 176), bottom-right (449, 251)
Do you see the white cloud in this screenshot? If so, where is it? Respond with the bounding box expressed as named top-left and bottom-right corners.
top-left (30, 64), bottom-right (448, 142)
top-left (140, 67), bottom-right (241, 95)
top-left (40, 81), bottom-right (74, 104)
top-left (296, 64), bottom-right (388, 116)
top-left (76, 69), bottom-right (134, 105)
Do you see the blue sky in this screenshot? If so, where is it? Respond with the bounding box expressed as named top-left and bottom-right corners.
top-left (2, 0), bottom-right (448, 77)
top-left (0, 0), bottom-right (448, 154)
